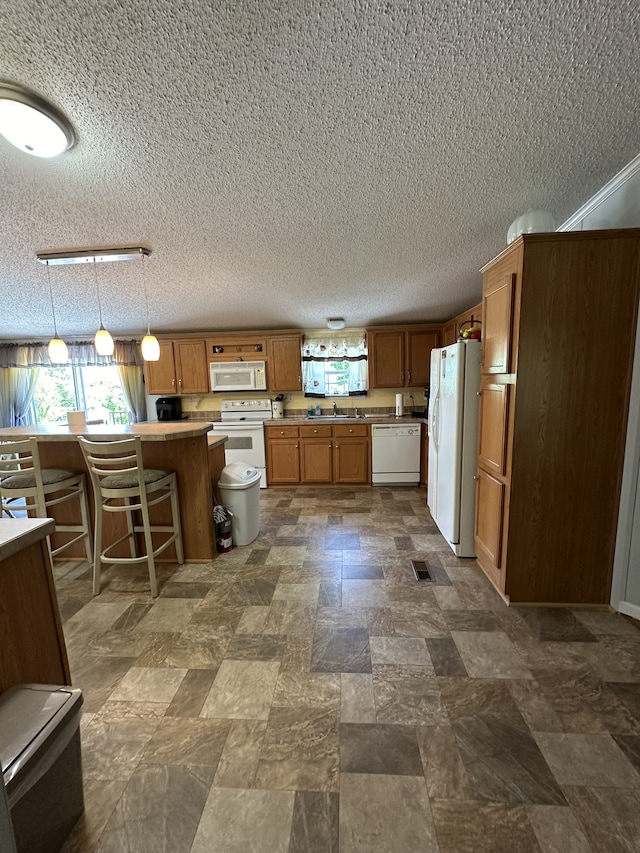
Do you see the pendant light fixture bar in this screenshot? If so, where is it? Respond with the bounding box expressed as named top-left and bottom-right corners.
top-left (36, 246), bottom-right (150, 265)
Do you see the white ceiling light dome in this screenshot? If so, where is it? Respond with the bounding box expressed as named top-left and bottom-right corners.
top-left (0, 83), bottom-right (74, 157)
top-left (326, 318), bottom-right (345, 330)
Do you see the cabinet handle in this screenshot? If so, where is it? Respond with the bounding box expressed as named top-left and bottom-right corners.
top-left (473, 475), bottom-right (479, 480)
top-left (178, 378), bottom-right (183, 388)
top-left (407, 372), bottom-right (411, 382)
top-left (171, 378), bottom-right (176, 387)
top-left (280, 430), bottom-right (284, 435)
top-left (295, 444), bottom-right (298, 449)
top-left (314, 429), bottom-right (318, 433)
top-left (349, 428), bottom-right (353, 433)
top-left (401, 372), bottom-right (405, 382)
top-left (477, 390), bottom-right (482, 396)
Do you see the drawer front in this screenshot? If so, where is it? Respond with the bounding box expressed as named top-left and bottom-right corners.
top-left (299, 425), bottom-right (333, 438)
top-left (333, 424), bottom-right (368, 437)
top-left (265, 425), bottom-right (299, 438)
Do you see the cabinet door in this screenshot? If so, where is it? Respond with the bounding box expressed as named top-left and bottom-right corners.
top-left (441, 320), bottom-right (457, 348)
top-left (475, 468), bottom-right (505, 588)
top-left (144, 340), bottom-right (177, 394)
top-left (267, 334), bottom-right (302, 391)
top-left (482, 270), bottom-right (515, 374)
top-left (334, 438), bottom-right (369, 484)
top-left (368, 330), bottom-right (404, 388)
top-left (174, 340), bottom-right (209, 394)
top-left (406, 330), bottom-right (439, 388)
top-left (300, 438), bottom-right (333, 483)
top-left (477, 383), bottom-right (509, 476)
top-left (267, 438), bottom-right (300, 484)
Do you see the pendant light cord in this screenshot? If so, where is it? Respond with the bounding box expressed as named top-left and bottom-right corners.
top-left (46, 260), bottom-right (60, 336)
top-left (143, 253), bottom-right (152, 334)
top-left (93, 258), bottom-right (105, 327)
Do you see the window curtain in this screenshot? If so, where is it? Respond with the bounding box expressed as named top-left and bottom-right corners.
top-left (117, 365), bottom-right (147, 422)
top-left (302, 330), bottom-right (368, 397)
top-left (0, 367), bottom-right (40, 427)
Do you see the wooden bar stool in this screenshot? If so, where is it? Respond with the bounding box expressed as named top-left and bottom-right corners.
top-left (0, 438), bottom-right (93, 562)
top-left (78, 436), bottom-right (184, 597)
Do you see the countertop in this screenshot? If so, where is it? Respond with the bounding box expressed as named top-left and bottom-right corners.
top-left (263, 414), bottom-right (428, 426)
top-left (0, 422), bottom-right (215, 442)
top-left (0, 518), bottom-right (55, 562)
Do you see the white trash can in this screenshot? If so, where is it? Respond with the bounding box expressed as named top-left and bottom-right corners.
top-left (217, 462), bottom-right (262, 546)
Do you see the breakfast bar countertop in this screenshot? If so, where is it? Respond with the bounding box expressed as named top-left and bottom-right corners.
top-left (0, 421), bottom-right (216, 442)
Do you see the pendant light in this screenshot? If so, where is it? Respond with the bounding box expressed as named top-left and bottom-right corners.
top-left (140, 253), bottom-right (160, 361)
top-left (92, 259), bottom-right (114, 355)
top-left (45, 260), bottom-right (68, 363)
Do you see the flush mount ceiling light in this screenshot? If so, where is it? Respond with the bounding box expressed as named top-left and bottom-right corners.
top-left (326, 318), bottom-right (346, 330)
top-left (0, 83), bottom-right (74, 157)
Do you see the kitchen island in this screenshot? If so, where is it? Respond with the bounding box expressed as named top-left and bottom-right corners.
top-left (0, 518), bottom-right (70, 692)
top-left (0, 422), bottom-right (227, 561)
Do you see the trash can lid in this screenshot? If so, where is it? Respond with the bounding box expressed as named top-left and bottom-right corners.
top-left (218, 461), bottom-right (261, 487)
top-left (0, 684), bottom-right (83, 788)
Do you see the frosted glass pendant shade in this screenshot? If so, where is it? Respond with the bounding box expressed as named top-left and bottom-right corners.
top-left (141, 333), bottom-right (160, 361)
top-left (94, 325), bottom-right (114, 356)
top-left (48, 337), bottom-right (68, 363)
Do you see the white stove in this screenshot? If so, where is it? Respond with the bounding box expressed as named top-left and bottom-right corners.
top-left (210, 399), bottom-right (273, 488)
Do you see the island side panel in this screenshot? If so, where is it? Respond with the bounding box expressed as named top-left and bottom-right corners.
top-left (0, 536), bottom-right (71, 692)
top-left (142, 434), bottom-right (217, 561)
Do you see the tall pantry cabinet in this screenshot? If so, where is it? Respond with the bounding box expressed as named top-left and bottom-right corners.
top-left (474, 229), bottom-right (640, 604)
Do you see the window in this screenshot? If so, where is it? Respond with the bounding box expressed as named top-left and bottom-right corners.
top-left (31, 365), bottom-right (131, 424)
top-left (302, 332), bottom-right (368, 397)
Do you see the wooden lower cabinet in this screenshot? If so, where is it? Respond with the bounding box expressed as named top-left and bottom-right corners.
top-left (474, 469), bottom-right (505, 592)
top-left (334, 432), bottom-right (370, 483)
top-left (267, 423), bottom-right (370, 485)
top-left (300, 437), bottom-right (333, 483)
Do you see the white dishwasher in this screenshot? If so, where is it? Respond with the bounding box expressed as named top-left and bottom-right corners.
top-left (371, 424), bottom-right (421, 485)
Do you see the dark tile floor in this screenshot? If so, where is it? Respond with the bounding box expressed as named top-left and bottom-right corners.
top-left (52, 486), bottom-right (640, 852)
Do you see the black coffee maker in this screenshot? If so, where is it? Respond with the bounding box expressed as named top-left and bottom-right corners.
top-left (156, 397), bottom-right (183, 421)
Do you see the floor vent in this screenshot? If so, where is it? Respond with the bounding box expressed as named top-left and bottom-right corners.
top-left (410, 560), bottom-right (433, 581)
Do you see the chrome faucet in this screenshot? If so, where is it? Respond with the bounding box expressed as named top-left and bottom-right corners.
top-left (332, 401), bottom-right (337, 416)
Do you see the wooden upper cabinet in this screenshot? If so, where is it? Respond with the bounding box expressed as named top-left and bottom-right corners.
top-left (205, 334), bottom-right (266, 361)
top-left (267, 334), bottom-right (302, 391)
top-left (368, 326), bottom-right (440, 388)
top-left (368, 329), bottom-right (404, 387)
top-left (144, 340), bottom-right (178, 394)
top-left (144, 339), bottom-right (209, 395)
top-left (406, 329), bottom-right (439, 387)
top-left (173, 340), bottom-right (209, 394)
top-left (441, 319), bottom-right (457, 347)
top-left (482, 257), bottom-right (518, 374)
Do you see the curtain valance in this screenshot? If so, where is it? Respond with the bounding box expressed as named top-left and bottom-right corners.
top-left (0, 340), bottom-right (144, 367)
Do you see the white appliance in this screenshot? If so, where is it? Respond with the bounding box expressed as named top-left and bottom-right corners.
top-left (428, 339), bottom-right (481, 557)
top-left (209, 399), bottom-right (272, 488)
top-left (371, 424), bottom-right (421, 485)
top-left (209, 361), bottom-right (267, 393)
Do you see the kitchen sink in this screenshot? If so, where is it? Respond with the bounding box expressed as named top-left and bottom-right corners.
top-left (305, 415), bottom-right (350, 420)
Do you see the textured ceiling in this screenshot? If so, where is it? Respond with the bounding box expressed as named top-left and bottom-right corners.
top-left (1, 0), bottom-right (639, 341)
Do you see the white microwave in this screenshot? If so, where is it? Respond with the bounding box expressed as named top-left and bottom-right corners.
top-left (209, 361), bottom-right (267, 393)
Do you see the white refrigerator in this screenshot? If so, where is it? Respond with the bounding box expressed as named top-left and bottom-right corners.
top-left (427, 339), bottom-right (481, 557)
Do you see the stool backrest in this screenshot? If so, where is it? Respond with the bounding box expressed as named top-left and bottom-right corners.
top-left (77, 436), bottom-right (146, 495)
top-left (0, 438), bottom-right (47, 515)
